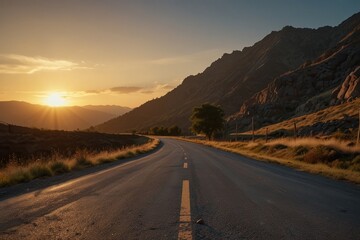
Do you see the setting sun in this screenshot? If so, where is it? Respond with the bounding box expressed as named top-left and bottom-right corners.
top-left (44, 92), bottom-right (67, 107)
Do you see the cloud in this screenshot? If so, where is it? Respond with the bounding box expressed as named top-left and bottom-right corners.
top-left (140, 90), bottom-right (154, 94)
top-left (161, 84), bottom-right (174, 90)
top-left (0, 54), bottom-right (90, 74)
top-left (85, 90), bottom-right (102, 94)
top-left (110, 86), bottom-right (142, 94)
top-left (78, 84), bottom-right (174, 96)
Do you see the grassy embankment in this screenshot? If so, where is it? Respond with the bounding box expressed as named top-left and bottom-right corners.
top-left (246, 98), bottom-right (360, 138)
top-left (0, 138), bottom-right (160, 187)
top-left (180, 137), bottom-right (360, 184)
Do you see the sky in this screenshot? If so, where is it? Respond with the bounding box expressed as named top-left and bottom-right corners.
top-left (0, 0), bottom-right (359, 108)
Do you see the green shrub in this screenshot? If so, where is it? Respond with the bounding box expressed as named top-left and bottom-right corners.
top-left (30, 165), bottom-right (52, 178)
top-left (124, 151), bottom-right (135, 158)
top-left (135, 149), bottom-right (145, 154)
top-left (10, 169), bottom-right (32, 184)
top-left (116, 155), bottom-right (126, 160)
top-left (98, 158), bottom-right (114, 164)
top-left (73, 157), bottom-right (93, 170)
top-left (50, 161), bottom-right (70, 174)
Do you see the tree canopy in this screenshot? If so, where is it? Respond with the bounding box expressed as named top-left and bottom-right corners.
top-left (190, 104), bottom-right (225, 140)
top-left (149, 125), bottom-right (182, 136)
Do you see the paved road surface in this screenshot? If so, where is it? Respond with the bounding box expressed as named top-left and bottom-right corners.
top-left (0, 138), bottom-right (359, 239)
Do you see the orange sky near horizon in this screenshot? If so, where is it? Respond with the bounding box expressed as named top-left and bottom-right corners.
top-left (1, 1), bottom-right (359, 108)
top-left (0, 50), bottom-right (223, 108)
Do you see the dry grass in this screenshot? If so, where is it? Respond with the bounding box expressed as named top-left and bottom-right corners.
top-left (0, 138), bottom-right (160, 187)
top-left (179, 137), bottom-right (360, 184)
top-left (244, 98), bottom-right (360, 136)
top-left (266, 137), bottom-right (359, 153)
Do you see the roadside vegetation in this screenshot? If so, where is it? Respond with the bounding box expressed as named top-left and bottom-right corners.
top-left (180, 137), bottom-right (360, 183)
top-left (245, 98), bottom-right (360, 139)
top-left (0, 138), bottom-right (160, 187)
top-left (146, 125), bottom-right (182, 136)
top-left (190, 103), bottom-right (225, 140)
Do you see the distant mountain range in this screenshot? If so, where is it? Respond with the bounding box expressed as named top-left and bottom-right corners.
top-left (0, 101), bottom-right (131, 130)
top-left (81, 105), bottom-right (131, 116)
top-left (96, 12), bottom-right (360, 135)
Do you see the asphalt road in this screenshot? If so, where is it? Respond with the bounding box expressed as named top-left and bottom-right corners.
top-left (0, 138), bottom-right (359, 240)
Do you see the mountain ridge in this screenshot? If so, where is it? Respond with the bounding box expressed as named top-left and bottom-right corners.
top-left (96, 12), bottom-right (360, 134)
top-left (0, 101), bottom-right (130, 130)
top-left (82, 105), bottom-right (131, 116)
top-left (234, 13), bottom-right (360, 129)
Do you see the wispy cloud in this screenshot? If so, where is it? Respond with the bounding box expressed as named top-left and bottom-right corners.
top-left (160, 84), bottom-right (175, 90)
top-left (109, 86), bottom-right (142, 94)
top-left (82, 84), bottom-right (175, 96)
top-left (23, 83), bottom-right (177, 101)
top-left (140, 90), bottom-right (154, 94)
top-left (0, 54), bottom-right (91, 74)
top-left (85, 90), bottom-right (102, 94)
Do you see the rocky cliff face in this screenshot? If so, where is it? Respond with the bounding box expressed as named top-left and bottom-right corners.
top-left (335, 66), bottom-right (360, 101)
top-left (232, 13), bottom-right (360, 129)
top-left (97, 12), bottom-right (360, 134)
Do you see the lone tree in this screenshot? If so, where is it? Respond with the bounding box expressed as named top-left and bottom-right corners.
top-left (190, 104), bottom-right (225, 140)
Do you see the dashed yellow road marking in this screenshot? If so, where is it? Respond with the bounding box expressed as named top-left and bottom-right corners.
top-left (183, 163), bottom-right (188, 169)
top-left (178, 180), bottom-right (192, 240)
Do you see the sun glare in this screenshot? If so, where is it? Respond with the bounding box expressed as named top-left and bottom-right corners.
top-left (44, 92), bottom-right (67, 107)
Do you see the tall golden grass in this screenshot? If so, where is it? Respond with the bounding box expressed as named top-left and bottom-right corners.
top-left (0, 138), bottom-right (160, 187)
top-left (266, 137), bottom-right (360, 153)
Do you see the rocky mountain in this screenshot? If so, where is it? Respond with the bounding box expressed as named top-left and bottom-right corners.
top-left (0, 101), bottom-right (119, 130)
top-left (233, 13), bottom-right (360, 129)
top-left (97, 12), bottom-right (360, 134)
top-left (82, 105), bottom-right (131, 116)
top-left (242, 98), bottom-right (360, 139)
top-left (335, 66), bottom-right (360, 101)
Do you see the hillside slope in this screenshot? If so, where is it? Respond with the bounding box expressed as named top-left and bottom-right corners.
top-left (97, 12), bottom-right (360, 134)
top-left (242, 98), bottom-right (360, 139)
top-left (233, 13), bottom-right (360, 130)
top-left (82, 105), bottom-right (131, 116)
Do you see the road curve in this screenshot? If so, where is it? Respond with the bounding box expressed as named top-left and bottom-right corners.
top-left (0, 138), bottom-right (359, 239)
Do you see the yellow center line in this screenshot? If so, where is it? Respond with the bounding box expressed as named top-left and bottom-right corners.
top-left (178, 180), bottom-right (192, 240)
top-left (183, 163), bottom-right (188, 169)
